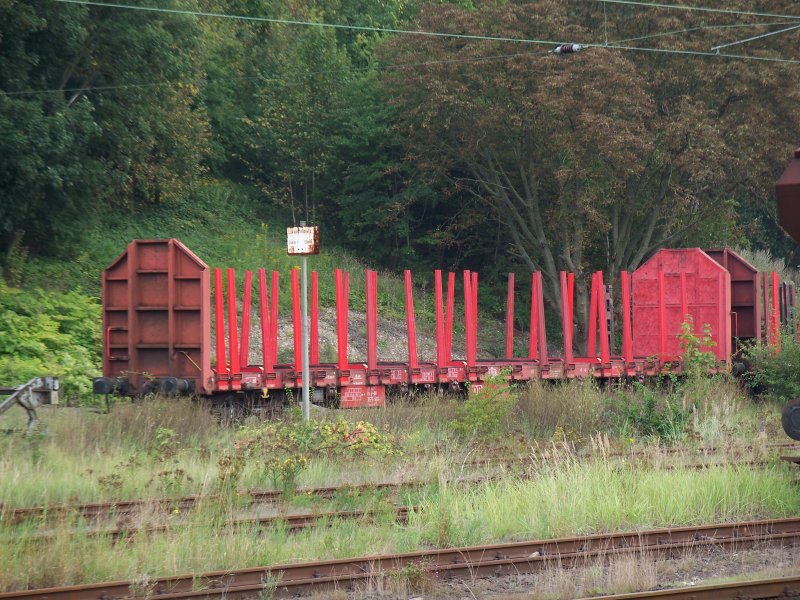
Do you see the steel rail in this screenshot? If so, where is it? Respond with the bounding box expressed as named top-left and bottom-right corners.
top-left (3, 517), bottom-right (800, 599)
top-left (3, 443), bottom-right (794, 525)
top-left (2, 453), bottom-right (784, 526)
top-left (581, 574), bottom-right (800, 599)
top-left (5, 459), bottom-right (774, 543)
top-left (7, 505), bottom-right (414, 544)
top-left (0, 480), bottom-right (435, 525)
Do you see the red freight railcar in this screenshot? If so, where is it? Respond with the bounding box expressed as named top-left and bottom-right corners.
top-left (93, 242), bottom-right (793, 409)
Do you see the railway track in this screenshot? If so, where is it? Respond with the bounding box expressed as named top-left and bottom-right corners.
top-left (3, 517), bottom-right (800, 599)
top-left (3, 439), bottom-right (794, 527)
top-left (0, 479), bottom-right (429, 525)
top-left (1, 452), bottom-right (784, 528)
top-left (7, 504), bottom-right (415, 543)
top-left (582, 575), bottom-right (800, 599)
top-left (4, 459), bottom-right (777, 545)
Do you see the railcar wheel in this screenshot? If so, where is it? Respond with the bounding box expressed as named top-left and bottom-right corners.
top-left (781, 398), bottom-right (800, 441)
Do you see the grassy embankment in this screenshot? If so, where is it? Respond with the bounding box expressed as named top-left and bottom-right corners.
top-left (2, 376), bottom-right (797, 591)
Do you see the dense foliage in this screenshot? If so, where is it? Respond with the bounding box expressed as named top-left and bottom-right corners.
top-left (744, 335), bottom-right (800, 403)
top-left (0, 278), bottom-right (99, 400)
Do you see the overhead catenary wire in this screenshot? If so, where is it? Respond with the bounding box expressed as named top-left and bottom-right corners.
top-left (50, 0), bottom-right (800, 48)
top-left (711, 22), bottom-right (800, 52)
top-left (4, 0), bottom-right (800, 97)
top-left (611, 20), bottom-right (800, 45)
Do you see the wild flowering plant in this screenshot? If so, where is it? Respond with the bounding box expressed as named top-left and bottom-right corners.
top-left (223, 415), bottom-right (400, 494)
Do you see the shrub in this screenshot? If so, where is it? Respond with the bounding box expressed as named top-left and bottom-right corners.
top-left (230, 415), bottom-right (400, 493)
top-left (0, 279), bottom-right (100, 402)
top-left (612, 382), bottom-right (690, 441)
top-left (517, 379), bottom-right (609, 439)
top-left (743, 334), bottom-right (800, 402)
top-left (677, 317), bottom-right (718, 380)
top-left (451, 372), bottom-right (517, 439)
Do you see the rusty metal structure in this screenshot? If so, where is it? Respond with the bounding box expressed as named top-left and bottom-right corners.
top-left (775, 149), bottom-right (800, 440)
top-left (0, 377), bottom-right (59, 430)
top-left (93, 239), bottom-right (795, 409)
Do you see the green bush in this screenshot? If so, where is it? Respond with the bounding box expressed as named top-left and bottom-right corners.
top-left (613, 382), bottom-right (690, 441)
top-left (452, 372), bottom-right (517, 439)
top-left (677, 317), bottom-right (718, 380)
top-left (229, 415), bottom-right (400, 493)
top-left (0, 278), bottom-right (100, 402)
top-left (743, 334), bottom-right (800, 402)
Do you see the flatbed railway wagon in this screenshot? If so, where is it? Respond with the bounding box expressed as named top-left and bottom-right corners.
top-left (92, 240), bottom-right (794, 411)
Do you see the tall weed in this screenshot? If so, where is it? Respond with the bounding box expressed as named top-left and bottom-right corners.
top-left (611, 382), bottom-right (690, 442)
top-left (451, 374), bottom-right (517, 439)
top-left (743, 334), bottom-right (800, 402)
top-left (517, 379), bottom-right (609, 439)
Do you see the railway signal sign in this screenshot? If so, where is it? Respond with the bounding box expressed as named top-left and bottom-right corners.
top-left (287, 225), bottom-right (320, 255)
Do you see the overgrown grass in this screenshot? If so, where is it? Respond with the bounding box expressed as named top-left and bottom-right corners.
top-left (0, 377), bottom-right (796, 592)
top-left (2, 461), bottom-right (797, 591)
top-left (0, 379), bottom-right (782, 507)
top-left (744, 334), bottom-right (800, 403)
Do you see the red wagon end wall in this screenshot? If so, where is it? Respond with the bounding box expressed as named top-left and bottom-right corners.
top-left (101, 239), bottom-right (212, 394)
top-left (776, 148), bottom-right (800, 244)
top-left (704, 248), bottom-right (761, 346)
top-left (632, 248), bottom-right (731, 366)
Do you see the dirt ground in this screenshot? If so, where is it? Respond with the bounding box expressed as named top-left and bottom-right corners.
top-left (306, 543), bottom-right (800, 600)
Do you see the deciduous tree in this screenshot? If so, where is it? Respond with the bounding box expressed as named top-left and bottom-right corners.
top-left (382, 1), bottom-right (731, 346)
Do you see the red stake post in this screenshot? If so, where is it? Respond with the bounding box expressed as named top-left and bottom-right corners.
top-left (311, 271), bottom-right (319, 365)
top-left (505, 273), bottom-right (515, 359)
top-left (270, 271), bottom-right (279, 365)
top-left (597, 271), bottom-right (610, 364)
top-left (239, 270), bottom-right (252, 368)
top-left (434, 270), bottom-right (445, 369)
top-left (226, 269), bottom-right (240, 379)
top-left (471, 272), bottom-right (479, 360)
top-left (772, 271), bottom-right (781, 350)
top-left (763, 272), bottom-right (770, 345)
top-left (404, 270), bottom-right (419, 369)
top-left (258, 269), bottom-right (272, 373)
top-left (567, 272), bottom-right (575, 340)
top-left (560, 272), bottom-right (573, 364)
top-left (587, 272), bottom-right (598, 357)
top-left (344, 272), bottom-right (350, 354)
top-left (335, 270), bottom-right (349, 370)
top-left (535, 272), bottom-right (548, 366)
top-left (214, 268), bottom-right (227, 375)
top-left (463, 271), bottom-right (476, 367)
top-left (291, 268), bottom-right (302, 374)
top-left (528, 273), bottom-right (538, 360)
top-left (366, 270), bottom-right (378, 371)
top-left (445, 272), bottom-right (455, 365)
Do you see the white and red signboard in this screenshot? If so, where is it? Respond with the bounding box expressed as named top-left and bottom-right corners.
top-left (286, 226), bottom-right (320, 255)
